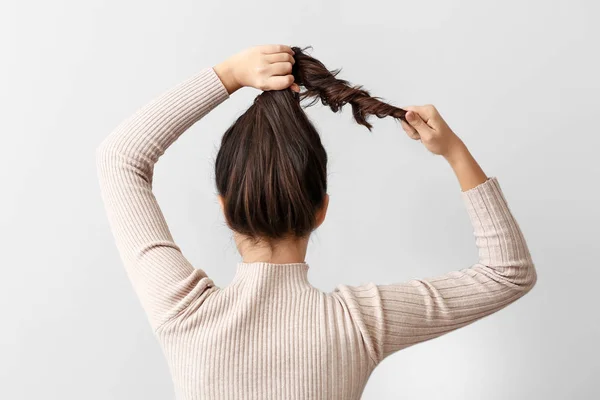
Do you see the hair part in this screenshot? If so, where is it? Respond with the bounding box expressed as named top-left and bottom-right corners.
top-left (215, 46), bottom-right (407, 243)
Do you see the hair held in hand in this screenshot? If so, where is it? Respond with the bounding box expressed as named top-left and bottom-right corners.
top-left (215, 46), bottom-right (406, 243)
top-left (291, 46), bottom-right (407, 129)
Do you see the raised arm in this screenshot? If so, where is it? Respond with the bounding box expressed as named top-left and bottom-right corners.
top-left (96, 45), bottom-right (297, 332)
top-left (333, 105), bottom-right (538, 366)
top-left (96, 67), bottom-right (229, 331)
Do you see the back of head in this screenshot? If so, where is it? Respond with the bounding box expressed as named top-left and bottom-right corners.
top-left (215, 46), bottom-right (406, 243)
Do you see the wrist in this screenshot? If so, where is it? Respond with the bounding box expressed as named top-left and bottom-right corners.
top-left (442, 138), bottom-right (469, 165)
top-left (213, 59), bottom-right (241, 95)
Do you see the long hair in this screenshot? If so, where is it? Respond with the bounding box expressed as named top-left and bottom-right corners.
top-left (215, 46), bottom-right (407, 242)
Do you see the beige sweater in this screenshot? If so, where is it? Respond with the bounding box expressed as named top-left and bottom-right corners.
top-left (96, 67), bottom-right (537, 400)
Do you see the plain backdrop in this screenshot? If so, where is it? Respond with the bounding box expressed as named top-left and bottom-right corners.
top-left (1, 0), bottom-right (598, 399)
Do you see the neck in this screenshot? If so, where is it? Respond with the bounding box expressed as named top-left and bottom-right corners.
top-left (230, 261), bottom-right (312, 291)
top-left (234, 232), bottom-right (309, 264)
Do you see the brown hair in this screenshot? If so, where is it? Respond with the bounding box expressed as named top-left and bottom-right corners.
top-left (215, 46), bottom-right (406, 243)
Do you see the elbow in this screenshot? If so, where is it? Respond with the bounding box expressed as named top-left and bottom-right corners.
top-left (95, 140), bottom-right (116, 174)
top-left (95, 137), bottom-right (152, 185)
top-left (509, 259), bottom-right (538, 295)
top-left (481, 259), bottom-right (538, 294)
top-left (96, 131), bottom-right (129, 169)
top-left (95, 137), bottom-right (128, 179)
top-left (523, 262), bottom-right (538, 293)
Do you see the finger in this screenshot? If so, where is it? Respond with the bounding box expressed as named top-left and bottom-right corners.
top-left (400, 120), bottom-right (420, 140)
top-left (265, 74), bottom-right (295, 90)
top-left (404, 105), bottom-right (437, 124)
top-left (405, 111), bottom-right (434, 136)
top-left (261, 44), bottom-right (294, 55)
top-left (268, 62), bottom-right (293, 77)
top-left (290, 83), bottom-right (300, 93)
top-left (265, 53), bottom-right (295, 64)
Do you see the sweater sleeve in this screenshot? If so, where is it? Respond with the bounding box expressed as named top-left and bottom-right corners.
top-left (96, 67), bottom-right (229, 331)
top-left (333, 176), bottom-right (538, 367)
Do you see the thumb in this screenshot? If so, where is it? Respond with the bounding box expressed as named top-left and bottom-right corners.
top-left (405, 111), bottom-right (432, 136)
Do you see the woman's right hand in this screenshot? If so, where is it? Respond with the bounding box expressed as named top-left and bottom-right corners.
top-left (403, 105), bottom-right (489, 191)
top-left (401, 105), bottom-right (465, 158)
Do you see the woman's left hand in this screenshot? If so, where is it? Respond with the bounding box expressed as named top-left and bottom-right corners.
top-left (214, 44), bottom-right (300, 94)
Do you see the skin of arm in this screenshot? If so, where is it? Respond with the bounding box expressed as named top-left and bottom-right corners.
top-left (444, 140), bottom-right (489, 191)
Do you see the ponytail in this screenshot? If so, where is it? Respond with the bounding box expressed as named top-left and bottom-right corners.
top-left (291, 46), bottom-right (407, 130)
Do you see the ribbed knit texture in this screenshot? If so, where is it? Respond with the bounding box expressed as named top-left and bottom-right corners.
top-left (96, 67), bottom-right (537, 400)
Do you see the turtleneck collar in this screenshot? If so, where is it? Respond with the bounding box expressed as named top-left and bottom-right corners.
top-left (229, 261), bottom-right (312, 291)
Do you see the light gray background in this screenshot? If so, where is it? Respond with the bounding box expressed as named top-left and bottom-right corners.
top-left (1, 0), bottom-right (598, 399)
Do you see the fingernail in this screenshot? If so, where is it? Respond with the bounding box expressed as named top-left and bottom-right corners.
top-left (406, 111), bottom-right (414, 120)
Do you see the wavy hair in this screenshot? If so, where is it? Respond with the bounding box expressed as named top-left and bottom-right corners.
top-left (215, 46), bottom-right (407, 242)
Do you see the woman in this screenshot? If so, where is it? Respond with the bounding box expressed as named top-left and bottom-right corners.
top-left (97, 44), bottom-right (537, 399)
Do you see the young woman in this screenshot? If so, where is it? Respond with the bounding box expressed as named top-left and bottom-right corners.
top-left (97, 44), bottom-right (537, 399)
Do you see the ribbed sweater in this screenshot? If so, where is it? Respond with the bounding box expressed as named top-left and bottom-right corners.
top-left (96, 67), bottom-right (538, 400)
